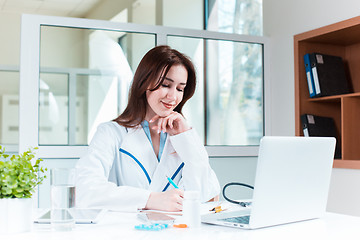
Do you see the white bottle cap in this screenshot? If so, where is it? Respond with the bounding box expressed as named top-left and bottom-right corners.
top-left (184, 191), bottom-right (200, 200)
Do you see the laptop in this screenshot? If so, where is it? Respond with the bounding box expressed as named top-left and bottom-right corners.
top-left (202, 136), bottom-right (336, 229)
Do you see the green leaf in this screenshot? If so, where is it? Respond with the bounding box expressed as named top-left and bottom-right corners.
top-left (0, 145), bottom-right (48, 198)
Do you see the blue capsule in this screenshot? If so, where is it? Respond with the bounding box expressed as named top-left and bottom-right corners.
top-left (134, 223), bottom-right (169, 231)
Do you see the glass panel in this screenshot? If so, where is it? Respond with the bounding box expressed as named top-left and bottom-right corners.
top-left (75, 75), bottom-right (88, 145)
top-left (206, 39), bottom-right (263, 146)
top-left (76, 74), bottom-right (122, 145)
top-left (40, 26), bottom-right (155, 145)
top-left (167, 36), bottom-right (205, 143)
top-left (206, 0), bottom-right (263, 36)
top-left (0, 70), bottom-right (19, 145)
top-left (39, 73), bottom-right (68, 145)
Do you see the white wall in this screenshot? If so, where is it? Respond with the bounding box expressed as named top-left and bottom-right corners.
top-left (0, 12), bottom-right (21, 65)
top-left (163, 0), bottom-right (203, 29)
top-left (210, 157), bottom-right (257, 200)
top-left (86, 0), bottom-right (132, 20)
top-left (263, 0), bottom-right (360, 216)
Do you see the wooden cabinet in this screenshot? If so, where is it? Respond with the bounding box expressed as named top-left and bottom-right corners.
top-left (294, 16), bottom-right (360, 169)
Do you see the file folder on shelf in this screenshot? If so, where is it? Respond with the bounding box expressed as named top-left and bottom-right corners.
top-left (304, 53), bottom-right (316, 97)
top-left (301, 114), bottom-right (341, 159)
top-left (308, 53), bottom-right (351, 97)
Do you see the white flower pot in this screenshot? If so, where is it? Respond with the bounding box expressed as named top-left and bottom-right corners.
top-left (0, 198), bottom-right (33, 234)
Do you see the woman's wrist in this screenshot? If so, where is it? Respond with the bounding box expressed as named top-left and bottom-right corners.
top-left (169, 126), bottom-right (191, 136)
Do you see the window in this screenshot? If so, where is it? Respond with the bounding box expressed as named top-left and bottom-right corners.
top-left (38, 26), bottom-right (155, 145)
top-left (168, 37), bottom-right (264, 146)
top-left (1, 1), bottom-right (264, 154)
top-left (205, 39), bottom-right (263, 146)
top-left (206, 0), bottom-right (263, 36)
top-left (0, 67), bottom-right (19, 149)
top-left (19, 15), bottom-right (268, 159)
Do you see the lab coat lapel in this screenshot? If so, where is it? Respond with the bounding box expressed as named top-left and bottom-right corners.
top-left (120, 127), bottom-right (158, 187)
top-left (149, 138), bottom-right (184, 191)
top-left (120, 127), bottom-right (184, 192)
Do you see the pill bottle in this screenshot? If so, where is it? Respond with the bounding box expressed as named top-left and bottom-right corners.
top-left (182, 191), bottom-right (201, 228)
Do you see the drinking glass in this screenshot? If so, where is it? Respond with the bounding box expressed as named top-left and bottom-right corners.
top-left (50, 168), bottom-right (76, 231)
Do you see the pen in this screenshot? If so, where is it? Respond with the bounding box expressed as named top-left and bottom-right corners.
top-left (166, 176), bottom-right (179, 189)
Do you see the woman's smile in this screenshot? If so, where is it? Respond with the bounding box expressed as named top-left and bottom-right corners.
top-left (161, 101), bottom-right (174, 109)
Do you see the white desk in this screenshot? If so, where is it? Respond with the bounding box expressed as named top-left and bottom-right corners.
top-left (4, 212), bottom-right (360, 240)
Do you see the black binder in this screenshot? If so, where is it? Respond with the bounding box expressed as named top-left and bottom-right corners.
top-left (309, 53), bottom-right (351, 97)
top-left (301, 114), bottom-right (341, 159)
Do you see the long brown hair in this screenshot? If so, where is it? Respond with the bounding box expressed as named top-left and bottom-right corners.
top-left (113, 45), bottom-right (196, 128)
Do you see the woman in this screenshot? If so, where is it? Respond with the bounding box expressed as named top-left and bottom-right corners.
top-left (76, 45), bottom-right (220, 212)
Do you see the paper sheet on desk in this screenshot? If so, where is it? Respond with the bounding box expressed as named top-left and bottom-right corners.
top-left (139, 202), bottom-right (230, 216)
top-left (139, 209), bottom-right (182, 216)
top-left (139, 200), bottom-right (251, 218)
top-left (201, 200), bottom-right (251, 215)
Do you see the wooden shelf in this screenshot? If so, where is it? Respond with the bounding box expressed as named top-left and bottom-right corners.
top-left (308, 92), bottom-right (360, 102)
top-left (334, 160), bottom-right (360, 169)
top-left (294, 16), bottom-right (360, 169)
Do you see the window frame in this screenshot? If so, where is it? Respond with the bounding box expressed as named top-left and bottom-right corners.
top-left (19, 14), bottom-right (270, 158)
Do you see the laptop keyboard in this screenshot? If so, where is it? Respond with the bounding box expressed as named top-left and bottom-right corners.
top-left (220, 215), bottom-right (250, 224)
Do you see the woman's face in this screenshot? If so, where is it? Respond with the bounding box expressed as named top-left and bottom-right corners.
top-left (146, 64), bottom-right (188, 119)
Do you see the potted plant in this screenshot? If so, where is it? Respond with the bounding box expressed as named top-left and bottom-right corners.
top-left (0, 145), bottom-right (47, 234)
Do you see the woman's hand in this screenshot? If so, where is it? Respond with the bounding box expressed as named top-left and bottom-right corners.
top-left (145, 189), bottom-right (184, 212)
top-left (149, 112), bottom-right (190, 136)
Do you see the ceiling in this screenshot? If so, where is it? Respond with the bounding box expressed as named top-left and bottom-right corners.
top-left (0, 0), bottom-right (103, 18)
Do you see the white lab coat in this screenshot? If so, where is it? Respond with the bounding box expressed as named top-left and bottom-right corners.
top-left (75, 121), bottom-right (220, 212)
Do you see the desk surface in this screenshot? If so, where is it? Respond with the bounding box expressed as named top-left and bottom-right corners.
top-left (4, 212), bottom-right (360, 240)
